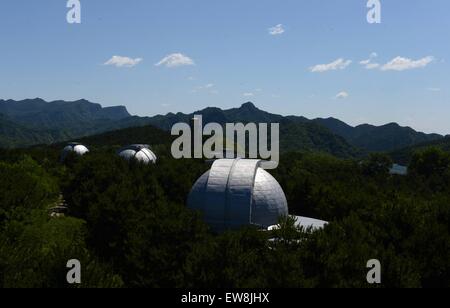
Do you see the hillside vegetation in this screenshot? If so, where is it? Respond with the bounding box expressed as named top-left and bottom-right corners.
top-left (0, 137), bottom-right (449, 287)
top-left (0, 99), bottom-right (443, 156)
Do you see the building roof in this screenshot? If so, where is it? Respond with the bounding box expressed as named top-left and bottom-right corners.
top-left (60, 143), bottom-right (89, 162)
top-left (390, 164), bottom-right (408, 176)
top-left (294, 216), bottom-right (328, 229)
top-left (188, 159), bottom-right (288, 232)
top-left (118, 144), bottom-right (157, 164)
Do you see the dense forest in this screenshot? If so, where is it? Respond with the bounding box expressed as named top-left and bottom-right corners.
top-left (0, 132), bottom-right (449, 288)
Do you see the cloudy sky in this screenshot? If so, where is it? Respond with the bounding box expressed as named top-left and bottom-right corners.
top-left (0, 0), bottom-right (448, 134)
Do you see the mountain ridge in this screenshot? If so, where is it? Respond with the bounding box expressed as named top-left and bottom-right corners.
top-left (313, 117), bottom-right (442, 152)
top-left (0, 98), bottom-right (134, 147)
top-left (142, 102), bottom-right (357, 157)
top-left (0, 98), bottom-right (444, 155)
top-left (0, 98), bottom-right (130, 126)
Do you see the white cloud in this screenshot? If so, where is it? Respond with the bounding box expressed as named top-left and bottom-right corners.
top-left (196, 83), bottom-right (214, 90)
top-left (359, 53), bottom-right (379, 69)
top-left (268, 24), bottom-right (285, 36)
top-left (427, 87), bottom-right (441, 92)
top-left (192, 83), bottom-right (216, 94)
top-left (104, 56), bottom-right (142, 68)
top-left (310, 58), bottom-right (352, 73)
top-left (365, 63), bottom-right (380, 70)
top-left (335, 91), bottom-right (349, 99)
top-left (155, 53), bottom-right (195, 68)
top-left (360, 52), bottom-right (378, 64)
top-left (381, 56), bottom-right (434, 71)
top-left (243, 93), bottom-right (255, 97)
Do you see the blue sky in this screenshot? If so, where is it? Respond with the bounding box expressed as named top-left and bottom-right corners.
top-left (0, 0), bottom-right (448, 134)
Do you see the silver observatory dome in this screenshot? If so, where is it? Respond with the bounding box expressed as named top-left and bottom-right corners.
top-left (188, 159), bottom-right (289, 232)
top-left (118, 144), bottom-right (157, 165)
top-left (60, 143), bottom-right (89, 162)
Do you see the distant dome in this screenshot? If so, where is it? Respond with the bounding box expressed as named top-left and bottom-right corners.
top-left (188, 159), bottom-right (288, 232)
top-left (60, 143), bottom-right (89, 162)
top-left (118, 144), bottom-right (157, 164)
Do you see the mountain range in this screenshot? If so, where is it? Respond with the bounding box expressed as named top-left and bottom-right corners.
top-left (0, 99), bottom-right (445, 157)
top-left (312, 117), bottom-right (442, 152)
top-left (0, 98), bottom-right (148, 148)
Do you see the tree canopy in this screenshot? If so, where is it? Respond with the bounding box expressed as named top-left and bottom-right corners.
top-left (0, 146), bottom-right (449, 288)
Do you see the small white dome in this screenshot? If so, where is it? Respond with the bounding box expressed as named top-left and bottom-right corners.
top-left (60, 143), bottom-right (89, 162)
top-left (188, 159), bottom-right (288, 232)
top-left (118, 144), bottom-right (157, 164)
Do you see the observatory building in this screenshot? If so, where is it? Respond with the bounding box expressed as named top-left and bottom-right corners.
top-left (60, 142), bottom-right (89, 162)
top-left (187, 158), bottom-right (327, 233)
top-left (118, 144), bottom-right (157, 164)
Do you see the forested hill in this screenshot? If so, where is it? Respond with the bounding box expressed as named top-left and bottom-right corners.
top-left (0, 98), bottom-right (130, 125)
top-left (0, 99), bottom-right (444, 156)
top-left (143, 102), bottom-right (443, 156)
top-left (0, 98), bottom-right (148, 148)
top-left (75, 124), bottom-right (173, 148)
top-left (313, 117), bottom-right (442, 152)
top-left (0, 113), bottom-right (73, 148)
top-left (145, 102), bottom-right (358, 158)
top-left (0, 99), bottom-right (358, 157)
top-left (390, 136), bottom-right (450, 164)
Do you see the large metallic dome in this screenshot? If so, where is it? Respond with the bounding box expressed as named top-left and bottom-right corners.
top-left (118, 144), bottom-right (157, 164)
top-left (60, 143), bottom-right (89, 162)
top-left (188, 159), bottom-right (288, 232)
